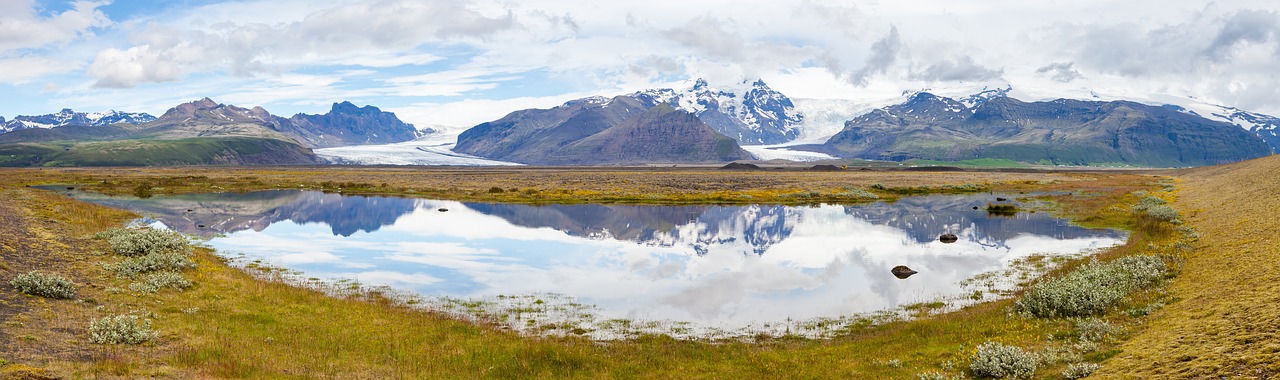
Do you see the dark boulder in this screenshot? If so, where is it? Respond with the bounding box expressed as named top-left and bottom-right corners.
top-left (807, 164), bottom-right (843, 171)
top-left (939, 233), bottom-right (958, 243)
top-left (720, 162), bottom-right (762, 170)
top-left (891, 265), bottom-right (919, 279)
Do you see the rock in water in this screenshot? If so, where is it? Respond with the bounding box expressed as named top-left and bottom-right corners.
top-left (891, 265), bottom-right (918, 279)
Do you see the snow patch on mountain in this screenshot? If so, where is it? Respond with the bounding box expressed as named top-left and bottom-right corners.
top-left (632, 79), bottom-right (805, 145)
top-left (880, 83), bottom-right (1278, 152)
top-left (1, 108), bottom-right (157, 134)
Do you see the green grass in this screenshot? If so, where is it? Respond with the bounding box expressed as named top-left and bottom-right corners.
top-left (905, 158), bottom-right (1030, 168)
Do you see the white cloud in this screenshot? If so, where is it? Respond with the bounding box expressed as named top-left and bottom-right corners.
top-left (0, 56), bottom-right (81, 84)
top-left (0, 0), bottom-right (111, 52)
top-left (87, 44), bottom-right (186, 87)
top-left (392, 92), bottom-right (599, 128)
top-left (87, 0), bottom-right (515, 87)
top-left (8, 0), bottom-right (1280, 120)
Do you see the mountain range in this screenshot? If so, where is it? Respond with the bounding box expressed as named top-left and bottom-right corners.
top-left (4, 79), bottom-right (1279, 167)
top-left (796, 91), bottom-right (1273, 167)
top-left (0, 98), bottom-right (424, 166)
top-left (0, 109), bottom-right (157, 134)
top-left (454, 96), bottom-right (752, 165)
top-left (636, 79), bottom-right (804, 145)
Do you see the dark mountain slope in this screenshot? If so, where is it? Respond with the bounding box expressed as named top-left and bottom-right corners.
top-left (284, 101), bottom-right (421, 148)
top-left (807, 93), bottom-right (1271, 167)
top-left (454, 96), bottom-right (751, 165)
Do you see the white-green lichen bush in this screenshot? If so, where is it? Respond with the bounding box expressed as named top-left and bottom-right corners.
top-left (969, 341), bottom-right (1038, 379)
top-left (96, 228), bottom-right (191, 257)
top-left (104, 252), bottom-right (196, 278)
top-left (1131, 196), bottom-right (1178, 222)
top-left (88, 315), bottom-right (157, 345)
top-left (1074, 318), bottom-right (1117, 342)
top-left (1016, 255), bottom-right (1166, 318)
top-left (10, 270), bottom-right (76, 299)
top-left (129, 271), bottom-right (194, 294)
top-left (1061, 362), bottom-right (1101, 379)
top-left (1141, 204), bottom-right (1179, 222)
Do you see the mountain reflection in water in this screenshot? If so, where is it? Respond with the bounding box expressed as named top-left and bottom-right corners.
top-left (64, 189), bottom-right (1125, 329)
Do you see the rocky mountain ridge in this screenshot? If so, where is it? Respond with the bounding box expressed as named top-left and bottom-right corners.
top-left (635, 79), bottom-right (804, 145)
top-left (454, 96), bottom-right (752, 165)
top-left (0, 108), bottom-right (156, 134)
top-left (803, 91), bottom-right (1273, 167)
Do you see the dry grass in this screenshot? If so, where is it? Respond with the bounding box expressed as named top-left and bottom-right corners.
top-left (1096, 155), bottom-right (1280, 378)
top-left (0, 166), bottom-right (1182, 378)
top-left (2, 166), bottom-right (1112, 204)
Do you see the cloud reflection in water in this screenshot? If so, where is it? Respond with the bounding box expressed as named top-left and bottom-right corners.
top-left (71, 190), bottom-right (1125, 330)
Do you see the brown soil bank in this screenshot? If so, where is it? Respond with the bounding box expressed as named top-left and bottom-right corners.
top-left (1097, 154), bottom-right (1280, 378)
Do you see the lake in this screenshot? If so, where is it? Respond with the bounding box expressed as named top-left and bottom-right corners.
top-left (63, 189), bottom-right (1124, 338)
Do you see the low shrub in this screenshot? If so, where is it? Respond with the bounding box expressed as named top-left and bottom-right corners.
top-left (970, 341), bottom-right (1038, 379)
top-left (1061, 363), bottom-right (1101, 379)
top-left (96, 228), bottom-right (190, 257)
top-left (10, 271), bottom-right (76, 299)
top-left (1141, 205), bottom-right (1179, 222)
top-left (1131, 196), bottom-right (1178, 222)
top-left (986, 203), bottom-right (1018, 216)
top-left (1016, 255), bottom-right (1166, 317)
top-left (1074, 318), bottom-right (1117, 342)
top-left (88, 315), bottom-right (157, 344)
top-left (129, 271), bottom-right (194, 294)
top-left (104, 252), bottom-right (196, 278)
top-left (1131, 196), bottom-right (1166, 209)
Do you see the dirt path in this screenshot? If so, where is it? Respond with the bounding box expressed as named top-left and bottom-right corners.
top-left (1098, 155), bottom-right (1280, 378)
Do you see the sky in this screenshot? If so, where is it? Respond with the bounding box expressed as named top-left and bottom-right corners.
top-left (2, 0), bottom-right (1279, 129)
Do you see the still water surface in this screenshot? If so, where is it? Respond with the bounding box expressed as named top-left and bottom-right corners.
top-left (66, 190), bottom-right (1123, 336)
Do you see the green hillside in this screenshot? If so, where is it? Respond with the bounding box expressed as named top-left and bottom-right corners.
top-left (0, 137), bottom-right (318, 167)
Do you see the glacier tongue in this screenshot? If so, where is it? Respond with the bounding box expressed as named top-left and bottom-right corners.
top-left (315, 131), bottom-right (521, 166)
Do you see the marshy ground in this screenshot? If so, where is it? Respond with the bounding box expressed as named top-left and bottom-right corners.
top-left (0, 161), bottom-right (1271, 378)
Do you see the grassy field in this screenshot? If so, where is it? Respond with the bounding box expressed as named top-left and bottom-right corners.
top-left (9, 165), bottom-right (1140, 205)
top-left (0, 165), bottom-right (1220, 378)
top-left (1095, 154), bottom-right (1280, 378)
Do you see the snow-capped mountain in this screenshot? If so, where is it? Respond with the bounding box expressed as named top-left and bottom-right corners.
top-left (1158, 102), bottom-right (1280, 153)
top-left (805, 86), bottom-right (1273, 167)
top-left (848, 83), bottom-right (1280, 154)
top-left (0, 108), bottom-right (157, 134)
top-left (635, 79), bottom-right (804, 145)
